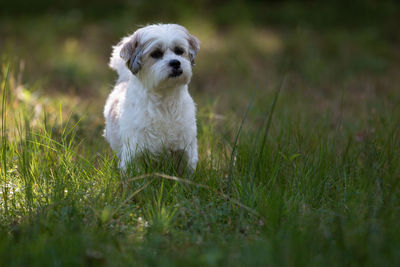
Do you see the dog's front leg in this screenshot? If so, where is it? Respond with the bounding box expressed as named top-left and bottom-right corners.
top-left (119, 141), bottom-right (139, 171)
top-left (185, 139), bottom-right (198, 172)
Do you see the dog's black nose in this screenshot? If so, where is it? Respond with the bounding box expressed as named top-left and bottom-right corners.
top-left (169, 59), bottom-right (181, 69)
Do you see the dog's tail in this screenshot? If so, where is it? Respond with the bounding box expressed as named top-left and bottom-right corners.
top-left (109, 37), bottom-right (131, 83)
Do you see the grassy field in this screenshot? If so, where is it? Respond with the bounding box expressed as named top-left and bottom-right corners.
top-left (1, 1), bottom-right (400, 266)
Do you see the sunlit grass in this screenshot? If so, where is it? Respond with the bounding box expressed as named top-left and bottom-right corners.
top-left (1, 60), bottom-right (399, 266)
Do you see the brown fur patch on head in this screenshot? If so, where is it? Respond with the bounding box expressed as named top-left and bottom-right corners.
top-left (186, 32), bottom-right (200, 65)
top-left (120, 32), bottom-right (144, 74)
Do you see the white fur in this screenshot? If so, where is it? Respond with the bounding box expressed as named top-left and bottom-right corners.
top-left (104, 24), bottom-right (200, 171)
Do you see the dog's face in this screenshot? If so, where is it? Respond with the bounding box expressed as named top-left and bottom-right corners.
top-left (120, 24), bottom-right (200, 90)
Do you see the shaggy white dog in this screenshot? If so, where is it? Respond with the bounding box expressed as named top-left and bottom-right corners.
top-left (104, 24), bottom-right (200, 171)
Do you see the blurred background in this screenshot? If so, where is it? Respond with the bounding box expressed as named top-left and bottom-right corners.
top-left (1, 2), bottom-right (400, 264)
top-left (0, 0), bottom-right (399, 130)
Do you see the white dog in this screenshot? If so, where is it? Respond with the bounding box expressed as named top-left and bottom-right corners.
top-left (104, 24), bottom-right (200, 172)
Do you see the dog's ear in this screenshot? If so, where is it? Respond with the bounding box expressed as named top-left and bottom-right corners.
top-left (187, 34), bottom-right (200, 66)
top-left (120, 33), bottom-right (143, 74)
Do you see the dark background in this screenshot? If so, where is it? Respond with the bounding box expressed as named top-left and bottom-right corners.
top-left (0, 0), bottom-right (399, 115)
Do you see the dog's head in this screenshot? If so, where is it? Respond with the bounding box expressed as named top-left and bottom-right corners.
top-left (120, 24), bottom-right (200, 90)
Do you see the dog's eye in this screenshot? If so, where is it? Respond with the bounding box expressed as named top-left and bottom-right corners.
top-left (174, 47), bottom-right (184, 55)
top-left (150, 50), bottom-right (163, 59)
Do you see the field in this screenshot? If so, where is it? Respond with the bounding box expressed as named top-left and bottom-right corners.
top-left (1, 1), bottom-right (400, 266)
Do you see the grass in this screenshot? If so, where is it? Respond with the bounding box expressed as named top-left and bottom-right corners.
top-left (0, 60), bottom-right (399, 266)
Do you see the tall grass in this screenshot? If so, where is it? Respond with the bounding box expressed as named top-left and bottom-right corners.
top-left (0, 65), bottom-right (400, 266)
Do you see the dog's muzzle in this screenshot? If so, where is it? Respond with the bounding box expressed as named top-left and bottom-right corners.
top-left (169, 59), bottom-right (183, 77)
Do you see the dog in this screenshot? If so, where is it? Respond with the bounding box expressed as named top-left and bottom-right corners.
top-left (104, 24), bottom-right (200, 172)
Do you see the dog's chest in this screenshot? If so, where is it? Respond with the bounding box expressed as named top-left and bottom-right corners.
top-left (142, 102), bottom-right (191, 148)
